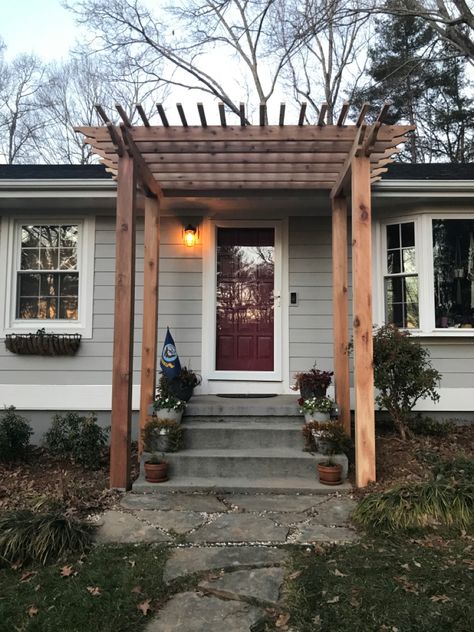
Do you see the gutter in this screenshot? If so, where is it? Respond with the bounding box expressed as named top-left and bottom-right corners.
top-left (373, 179), bottom-right (474, 197)
top-left (0, 178), bottom-right (117, 198)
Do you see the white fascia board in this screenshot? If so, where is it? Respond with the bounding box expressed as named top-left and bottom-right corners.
top-left (0, 179), bottom-right (117, 198)
top-left (373, 179), bottom-right (474, 198)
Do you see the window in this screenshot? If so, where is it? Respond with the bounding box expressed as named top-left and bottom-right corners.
top-left (432, 219), bottom-right (474, 329)
top-left (0, 217), bottom-right (95, 337)
top-left (380, 214), bottom-right (474, 334)
top-left (17, 225), bottom-right (79, 321)
top-left (384, 221), bottom-right (419, 328)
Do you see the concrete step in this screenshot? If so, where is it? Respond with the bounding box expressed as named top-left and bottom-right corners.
top-left (139, 448), bottom-right (348, 481)
top-left (133, 474), bottom-right (351, 494)
top-left (185, 395), bottom-right (299, 417)
top-left (182, 420), bottom-right (304, 450)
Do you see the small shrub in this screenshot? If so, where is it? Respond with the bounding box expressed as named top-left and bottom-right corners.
top-left (409, 413), bottom-right (455, 437)
top-left (44, 412), bottom-right (108, 469)
top-left (373, 325), bottom-right (441, 440)
top-left (0, 406), bottom-right (33, 462)
top-left (432, 457), bottom-right (474, 483)
top-left (0, 509), bottom-right (92, 566)
top-left (353, 480), bottom-right (474, 532)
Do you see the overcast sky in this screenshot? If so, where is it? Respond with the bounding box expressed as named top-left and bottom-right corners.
top-left (1, 0), bottom-right (77, 60)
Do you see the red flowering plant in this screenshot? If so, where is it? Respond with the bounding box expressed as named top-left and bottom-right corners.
top-left (291, 365), bottom-right (333, 399)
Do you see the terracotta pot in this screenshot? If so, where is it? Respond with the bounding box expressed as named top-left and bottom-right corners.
top-left (144, 461), bottom-right (169, 483)
top-left (317, 462), bottom-right (343, 485)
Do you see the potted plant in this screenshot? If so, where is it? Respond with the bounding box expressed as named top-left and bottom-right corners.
top-left (152, 389), bottom-right (186, 423)
top-left (142, 418), bottom-right (184, 453)
top-left (143, 452), bottom-right (168, 483)
top-left (160, 367), bottom-right (201, 402)
top-left (298, 396), bottom-right (334, 423)
top-left (316, 422), bottom-right (351, 485)
top-left (291, 365), bottom-right (333, 399)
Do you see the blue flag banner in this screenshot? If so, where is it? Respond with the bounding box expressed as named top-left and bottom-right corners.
top-left (160, 328), bottom-right (181, 379)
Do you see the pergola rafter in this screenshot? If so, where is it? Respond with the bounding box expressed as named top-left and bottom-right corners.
top-left (75, 100), bottom-right (414, 492)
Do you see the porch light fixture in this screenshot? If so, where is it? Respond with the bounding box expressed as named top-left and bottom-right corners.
top-left (183, 224), bottom-right (198, 247)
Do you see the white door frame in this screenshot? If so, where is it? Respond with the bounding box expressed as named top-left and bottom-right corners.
top-left (201, 218), bottom-right (289, 394)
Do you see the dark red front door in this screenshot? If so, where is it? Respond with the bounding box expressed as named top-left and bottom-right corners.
top-left (216, 227), bottom-right (274, 371)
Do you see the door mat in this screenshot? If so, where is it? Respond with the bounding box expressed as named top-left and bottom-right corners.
top-left (216, 394), bottom-right (277, 398)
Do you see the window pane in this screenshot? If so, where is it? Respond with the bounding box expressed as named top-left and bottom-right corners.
top-left (386, 224), bottom-right (400, 249)
top-left (385, 276), bottom-right (419, 329)
top-left (401, 222), bottom-right (415, 247)
top-left (21, 249), bottom-right (40, 270)
top-left (38, 297), bottom-right (58, 319)
top-left (18, 298), bottom-right (38, 319)
top-left (18, 273), bottom-right (40, 297)
top-left (40, 248), bottom-right (59, 270)
top-left (40, 273), bottom-right (59, 297)
top-left (59, 248), bottom-right (77, 270)
top-left (433, 219), bottom-right (474, 328)
top-left (60, 225), bottom-right (78, 247)
top-left (40, 226), bottom-right (60, 248)
top-left (59, 297), bottom-right (78, 320)
top-left (21, 226), bottom-right (40, 247)
top-left (60, 273), bottom-right (79, 296)
top-left (402, 248), bottom-right (416, 273)
top-left (387, 250), bottom-right (401, 274)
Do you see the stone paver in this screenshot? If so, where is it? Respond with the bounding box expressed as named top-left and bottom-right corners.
top-left (293, 523), bottom-right (357, 543)
top-left (187, 512), bottom-right (288, 543)
top-left (120, 493), bottom-right (227, 512)
top-left (314, 496), bottom-right (357, 526)
top-left (199, 567), bottom-right (285, 605)
top-left (145, 592), bottom-right (266, 632)
top-left (136, 510), bottom-right (207, 534)
top-left (164, 546), bottom-right (288, 582)
top-left (94, 510), bottom-right (169, 544)
top-left (228, 493), bottom-right (327, 513)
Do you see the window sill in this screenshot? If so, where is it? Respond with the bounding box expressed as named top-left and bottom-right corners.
top-left (1, 320), bottom-right (92, 339)
top-left (404, 329), bottom-right (474, 338)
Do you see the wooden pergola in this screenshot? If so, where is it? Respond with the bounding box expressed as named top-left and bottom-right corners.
top-left (76, 101), bottom-right (413, 490)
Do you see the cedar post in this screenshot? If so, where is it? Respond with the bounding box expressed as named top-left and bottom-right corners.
top-left (331, 195), bottom-right (351, 436)
top-left (351, 155), bottom-right (376, 487)
top-left (138, 195), bottom-right (160, 453)
top-left (110, 154), bottom-right (137, 490)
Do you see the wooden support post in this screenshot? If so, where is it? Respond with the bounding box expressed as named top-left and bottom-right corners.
top-left (351, 155), bottom-right (376, 487)
top-left (138, 196), bottom-right (160, 454)
top-left (110, 154), bottom-right (137, 490)
top-left (332, 195), bottom-right (351, 436)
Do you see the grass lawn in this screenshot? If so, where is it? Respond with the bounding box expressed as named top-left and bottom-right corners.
top-left (283, 534), bottom-right (474, 632)
top-left (0, 544), bottom-right (177, 632)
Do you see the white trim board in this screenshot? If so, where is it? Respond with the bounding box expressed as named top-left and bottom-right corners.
top-left (1, 384), bottom-right (473, 412)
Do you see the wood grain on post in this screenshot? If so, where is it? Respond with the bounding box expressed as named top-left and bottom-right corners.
top-left (332, 195), bottom-right (351, 436)
top-left (110, 154), bottom-right (137, 490)
top-left (351, 155), bottom-right (376, 487)
top-left (138, 196), bottom-right (160, 454)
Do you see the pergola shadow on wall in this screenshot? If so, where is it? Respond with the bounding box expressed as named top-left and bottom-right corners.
top-left (77, 100), bottom-right (413, 490)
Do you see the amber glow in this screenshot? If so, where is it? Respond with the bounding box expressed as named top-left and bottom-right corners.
top-left (183, 224), bottom-right (197, 247)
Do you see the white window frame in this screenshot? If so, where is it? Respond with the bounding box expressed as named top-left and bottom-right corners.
top-left (376, 210), bottom-right (474, 337)
top-left (0, 216), bottom-right (95, 338)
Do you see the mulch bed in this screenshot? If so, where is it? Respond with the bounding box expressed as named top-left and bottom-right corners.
top-left (0, 447), bottom-right (140, 517)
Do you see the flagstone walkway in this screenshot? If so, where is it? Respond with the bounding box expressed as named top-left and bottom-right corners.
top-left (94, 492), bottom-right (357, 631)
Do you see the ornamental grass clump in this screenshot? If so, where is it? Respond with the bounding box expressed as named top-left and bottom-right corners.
top-left (0, 509), bottom-right (93, 566)
top-left (353, 480), bottom-right (474, 532)
top-left (373, 324), bottom-right (441, 440)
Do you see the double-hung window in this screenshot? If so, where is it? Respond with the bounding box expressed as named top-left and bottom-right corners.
top-left (380, 213), bottom-right (474, 334)
top-left (0, 217), bottom-right (94, 337)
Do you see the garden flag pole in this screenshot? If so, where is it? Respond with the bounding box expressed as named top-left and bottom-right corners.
top-left (160, 327), bottom-right (181, 379)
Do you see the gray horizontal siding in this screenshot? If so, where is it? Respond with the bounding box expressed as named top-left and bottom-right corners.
top-left (0, 214), bottom-right (203, 390)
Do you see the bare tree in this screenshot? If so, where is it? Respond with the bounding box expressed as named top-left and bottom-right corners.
top-left (65, 0), bottom-right (311, 121)
top-left (278, 0), bottom-right (370, 123)
top-left (0, 54), bottom-right (47, 163)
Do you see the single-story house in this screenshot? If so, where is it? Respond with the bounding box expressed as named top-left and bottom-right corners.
top-left (0, 106), bottom-right (473, 488)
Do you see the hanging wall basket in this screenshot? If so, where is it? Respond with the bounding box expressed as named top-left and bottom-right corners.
top-left (5, 329), bottom-right (82, 356)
